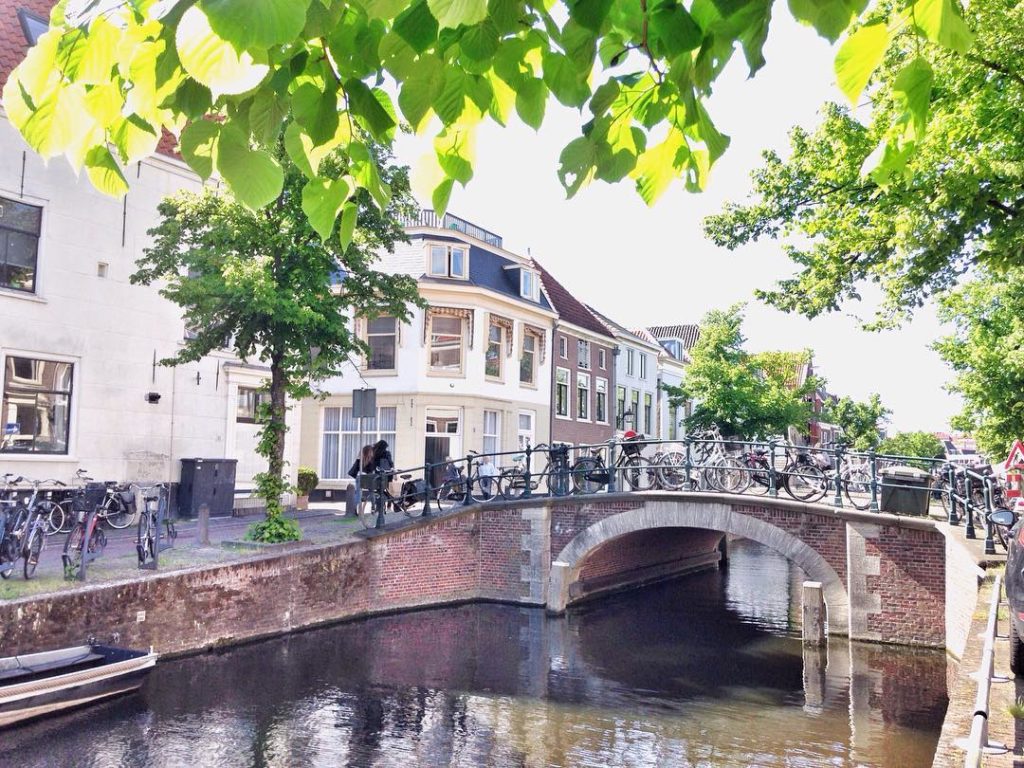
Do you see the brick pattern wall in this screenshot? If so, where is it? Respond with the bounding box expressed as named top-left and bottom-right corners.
top-left (478, 507), bottom-right (534, 601)
top-left (551, 329), bottom-right (615, 446)
top-left (578, 528), bottom-right (722, 582)
top-left (549, 499), bottom-right (645, 557)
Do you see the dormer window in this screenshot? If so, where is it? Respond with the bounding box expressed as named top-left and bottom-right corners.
top-left (520, 268), bottom-right (539, 301)
top-left (428, 244), bottom-right (468, 279)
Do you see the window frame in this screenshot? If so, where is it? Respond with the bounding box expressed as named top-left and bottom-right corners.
top-left (631, 390), bottom-right (640, 430)
top-left (616, 385), bottom-right (626, 429)
top-left (639, 353), bottom-right (648, 380)
top-left (577, 339), bottom-right (590, 370)
top-left (559, 335), bottom-right (568, 359)
top-left (626, 348), bottom-right (635, 377)
top-left (0, 195), bottom-right (43, 295)
top-left (1, 353), bottom-right (75, 456)
top-left (520, 268), bottom-right (539, 301)
top-left (555, 367), bottom-right (570, 419)
top-left (519, 329), bottom-right (538, 387)
top-left (236, 386), bottom-right (270, 424)
top-left (320, 405), bottom-right (397, 480)
top-left (644, 392), bottom-right (653, 434)
top-left (598, 348), bottom-right (606, 369)
top-left (517, 410), bottom-right (535, 450)
top-left (576, 372), bottom-right (590, 422)
top-left (485, 320), bottom-right (504, 381)
top-left (426, 243), bottom-right (469, 280)
top-left (482, 409), bottom-right (501, 456)
top-left (595, 377), bottom-right (608, 424)
top-left (427, 312), bottom-right (466, 375)
top-left (364, 315), bottom-right (398, 372)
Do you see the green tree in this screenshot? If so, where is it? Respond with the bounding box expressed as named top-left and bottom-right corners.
top-left (822, 393), bottom-right (890, 450)
top-left (132, 146), bottom-right (421, 541)
top-left (877, 431), bottom-right (944, 467)
top-left (664, 305), bottom-right (819, 439)
top-left (2, 0), bottom-right (981, 234)
top-left (703, 0), bottom-right (1022, 327)
top-left (933, 269), bottom-right (1024, 459)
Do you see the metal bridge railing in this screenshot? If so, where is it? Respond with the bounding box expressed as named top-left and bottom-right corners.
top-left (957, 573), bottom-right (1007, 766)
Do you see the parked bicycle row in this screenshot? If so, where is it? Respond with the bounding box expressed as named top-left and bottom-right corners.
top-left (0, 471), bottom-right (173, 580)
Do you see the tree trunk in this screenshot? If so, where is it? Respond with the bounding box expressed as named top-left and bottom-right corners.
top-left (266, 348), bottom-right (288, 518)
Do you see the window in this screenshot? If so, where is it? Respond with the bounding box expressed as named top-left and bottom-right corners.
top-left (0, 196), bottom-right (42, 293)
top-left (663, 339), bottom-right (683, 361)
top-left (644, 393), bottom-right (653, 433)
top-left (616, 385), bottom-right (626, 428)
top-left (668, 404), bottom-right (679, 440)
top-left (236, 386), bottom-right (270, 424)
top-left (1, 356), bottom-right (73, 454)
top-left (485, 321), bottom-right (504, 379)
top-left (626, 348), bottom-right (635, 377)
top-left (559, 335), bottom-right (568, 359)
top-left (555, 368), bottom-right (569, 417)
top-left (596, 378), bottom-right (608, 423)
top-left (577, 339), bottom-right (590, 370)
top-left (520, 330), bottom-right (537, 385)
top-left (517, 411), bottom-right (535, 450)
top-left (17, 9), bottom-right (48, 45)
top-left (631, 390), bottom-right (640, 429)
top-left (321, 406), bottom-right (397, 479)
top-left (520, 269), bottom-right (539, 300)
top-left (577, 372), bottom-right (590, 421)
top-left (428, 244), bottom-right (468, 278)
top-left (598, 349), bottom-right (606, 369)
top-left (429, 314), bottom-right (464, 373)
top-left (483, 410), bottom-right (500, 456)
top-left (366, 316), bottom-right (397, 370)
top-left (639, 354), bottom-right (648, 380)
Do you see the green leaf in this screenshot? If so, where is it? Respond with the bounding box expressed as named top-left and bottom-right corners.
top-left (432, 177), bottom-right (455, 215)
top-left (834, 21), bottom-right (890, 104)
top-left (399, 54), bottom-right (445, 128)
top-left (434, 66), bottom-right (470, 124)
top-left (216, 126), bottom-right (284, 209)
top-left (292, 82), bottom-right (339, 144)
top-left (84, 145), bottom-right (128, 197)
top-left (893, 56), bottom-right (933, 136)
top-left (364, 0), bottom-right (410, 20)
top-left (22, 83), bottom-right (86, 159)
top-left (489, 0), bottom-right (524, 33)
top-left (911, 0), bottom-right (974, 53)
top-left (179, 120), bottom-right (221, 180)
top-left (788, 0), bottom-right (865, 42)
top-left (691, 101), bottom-right (730, 162)
top-left (589, 79), bottom-right (620, 116)
top-left (172, 78), bottom-right (214, 119)
top-left (648, 1), bottom-right (703, 56)
top-left (345, 79), bottom-right (397, 138)
top-left (302, 176), bottom-right (352, 241)
top-left (351, 145), bottom-right (392, 209)
top-left (78, 15), bottom-right (121, 85)
top-left (557, 135), bottom-right (597, 196)
top-left (632, 128), bottom-right (688, 205)
top-left (571, 0), bottom-right (614, 31)
top-left (84, 82), bottom-right (124, 127)
top-left (249, 91), bottom-right (289, 145)
top-left (542, 51), bottom-right (590, 107)
top-left (395, 0), bottom-right (440, 53)
top-left (339, 201), bottom-right (358, 250)
top-left (111, 114), bottom-right (160, 164)
top-left (515, 77), bottom-right (547, 129)
top-left (435, 126), bottom-right (475, 184)
top-left (176, 5), bottom-right (270, 97)
top-left (460, 20), bottom-right (499, 62)
top-left (202, 0), bottom-right (309, 50)
top-left (428, 0), bottom-right (488, 29)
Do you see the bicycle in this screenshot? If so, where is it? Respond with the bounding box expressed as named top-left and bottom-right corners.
top-left (502, 443), bottom-right (573, 499)
top-left (569, 434), bottom-right (658, 493)
top-left (14, 477), bottom-right (66, 579)
top-left (435, 453), bottom-right (506, 511)
top-left (62, 482), bottom-right (109, 580)
top-left (137, 483), bottom-right (176, 566)
top-left (0, 474), bottom-right (22, 578)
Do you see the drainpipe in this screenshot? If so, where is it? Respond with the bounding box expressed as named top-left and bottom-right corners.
top-left (549, 319), bottom-right (559, 444)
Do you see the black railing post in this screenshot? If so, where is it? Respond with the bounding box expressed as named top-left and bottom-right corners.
top-left (684, 438), bottom-right (693, 491)
top-left (832, 444), bottom-right (844, 508)
top-left (607, 439), bottom-right (618, 493)
top-left (768, 440), bottom-right (778, 498)
top-left (947, 464), bottom-right (958, 525)
top-left (462, 454), bottom-right (474, 506)
top-left (868, 450), bottom-right (879, 512)
top-left (374, 469), bottom-right (387, 529)
top-left (984, 478), bottom-right (996, 555)
top-left (523, 444), bottom-right (533, 500)
top-left (965, 475), bottom-right (976, 539)
top-left (422, 462), bottom-right (433, 518)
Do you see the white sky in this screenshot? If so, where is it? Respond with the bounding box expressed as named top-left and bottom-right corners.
top-left (393, 13), bottom-right (962, 434)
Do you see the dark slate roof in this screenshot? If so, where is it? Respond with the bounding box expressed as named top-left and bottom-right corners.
top-left (535, 262), bottom-right (613, 339)
top-left (648, 324), bottom-right (701, 350)
top-left (585, 304), bottom-right (661, 349)
top-left (411, 233), bottom-right (552, 312)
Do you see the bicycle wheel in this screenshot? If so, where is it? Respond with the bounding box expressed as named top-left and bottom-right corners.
top-left (23, 525), bottom-right (44, 579)
top-left (102, 496), bottom-right (134, 529)
top-left (571, 457), bottom-right (603, 494)
top-left (547, 464), bottom-right (572, 496)
top-left (0, 532), bottom-right (17, 579)
top-left (622, 454), bottom-right (656, 491)
top-left (500, 469), bottom-right (528, 500)
top-left (45, 502), bottom-right (66, 536)
top-left (785, 464), bottom-right (828, 502)
top-left (710, 457), bottom-right (746, 493)
top-left (470, 473), bottom-right (500, 503)
top-left (137, 512), bottom-right (155, 565)
top-left (656, 452), bottom-right (688, 491)
top-left (63, 524), bottom-right (85, 579)
top-left (843, 467), bottom-right (872, 510)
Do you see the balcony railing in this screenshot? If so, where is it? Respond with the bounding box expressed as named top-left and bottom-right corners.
top-left (401, 209), bottom-right (502, 248)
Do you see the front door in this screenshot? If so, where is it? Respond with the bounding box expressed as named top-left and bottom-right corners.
top-left (425, 408), bottom-right (461, 487)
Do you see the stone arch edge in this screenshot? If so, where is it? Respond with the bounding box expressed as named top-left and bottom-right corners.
top-left (547, 499), bottom-right (849, 636)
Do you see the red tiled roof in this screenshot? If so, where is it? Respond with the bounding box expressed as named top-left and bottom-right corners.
top-left (1, 0), bottom-right (181, 160)
top-left (535, 261), bottom-right (614, 340)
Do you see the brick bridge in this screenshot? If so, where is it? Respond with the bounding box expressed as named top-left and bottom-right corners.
top-left (464, 491), bottom-right (979, 649)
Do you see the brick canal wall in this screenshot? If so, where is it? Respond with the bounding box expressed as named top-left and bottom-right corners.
top-left (0, 495), bottom-right (981, 657)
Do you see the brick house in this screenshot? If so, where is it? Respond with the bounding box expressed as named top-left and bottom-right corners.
top-left (536, 264), bottom-right (616, 448)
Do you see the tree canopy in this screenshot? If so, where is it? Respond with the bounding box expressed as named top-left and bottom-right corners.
top-left (2, 0), bottom-right (983, 235)
top-left (703, 0), bottom-right (1022, 327)
top-left (933, 268), bottom-right (1024, 459)
top-left (664, 304), bottom-right (820, 439)
top-left (821, 393), bottom-right (889, 450)
top-left (132, 144), bottom-right (421, 540)
top-left (877, 431), bottom-right (944, 465)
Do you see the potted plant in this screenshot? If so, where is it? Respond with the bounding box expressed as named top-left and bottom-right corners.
top-left (296, 467), bottom-right (319, 511)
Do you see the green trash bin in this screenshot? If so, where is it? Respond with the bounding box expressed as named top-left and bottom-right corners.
top-left (879, 465), bottom-right (933, 515)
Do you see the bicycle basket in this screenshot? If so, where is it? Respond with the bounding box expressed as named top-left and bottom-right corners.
top-left (72, 482), bottom-right (107, 514)
top-left (622, 434), bottom-right (645, 457)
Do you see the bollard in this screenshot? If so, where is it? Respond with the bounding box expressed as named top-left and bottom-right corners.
top-left (684, 438), bottom-right (693, 491)
top-left (947, 464), bottom-right (959, 525)
top-left (802, 581), bottom-right (826, 647)
top-left (768, 440), bottom-right (778, 497)
top-left (607, 438), bottom-right (618, 493)
top-left (984, 479), bottom-right (996, 555)
top-left (374, 470), bottom-right (387, 529)
top-left (462, 453), bottom-right (475, 506)
top-left (197, 503), bottom-right (210, 546)
top-left (832, 445), bottom-right (844, 508)
top-left (523, 443), bottom-right (533, 499)
top-left (965, 475), bottom-right (976, 539)
top-left (422, 462), bottom-right (433, 517)
top-left (802, 643), bottom-right (827, 715)
top-left (868, 450), bottom-right (879, 512)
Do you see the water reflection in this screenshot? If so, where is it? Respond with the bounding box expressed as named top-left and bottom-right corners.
top-left (0, 540), bottom-right (946, 767)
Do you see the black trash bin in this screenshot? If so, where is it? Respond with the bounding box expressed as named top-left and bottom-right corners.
top-left (177, 458), bottom-right (237, 518)
top-left (879, 465), bottom-right (933, 516)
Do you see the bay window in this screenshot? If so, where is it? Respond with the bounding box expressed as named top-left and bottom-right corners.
top-left (429, 314), bottom-right (464, 373)
top-left (366, 316), bottom-right (397, 370)
top-left (520, 331), bottom-right (537, 385)
top-left (485, 321), bottom-right (503, 379)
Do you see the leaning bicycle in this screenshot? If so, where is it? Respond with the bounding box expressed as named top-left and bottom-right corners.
top-left (62, 482), bottom-right (108, 580)
top-left (137, 483), bottom-right (176, 567)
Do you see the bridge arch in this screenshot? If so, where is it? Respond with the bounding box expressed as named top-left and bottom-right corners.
top-left (547, 498), bottom-right (849, 636)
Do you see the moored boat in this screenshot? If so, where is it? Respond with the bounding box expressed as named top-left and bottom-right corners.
top-left (0, 644), bottom-right (158, 728)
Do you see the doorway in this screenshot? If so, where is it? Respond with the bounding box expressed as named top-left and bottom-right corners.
top-left (425, 408), bottom-right (461, 487)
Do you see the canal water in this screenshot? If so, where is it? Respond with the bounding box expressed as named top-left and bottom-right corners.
top-left (0, 540), bottom-right (948, 767)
